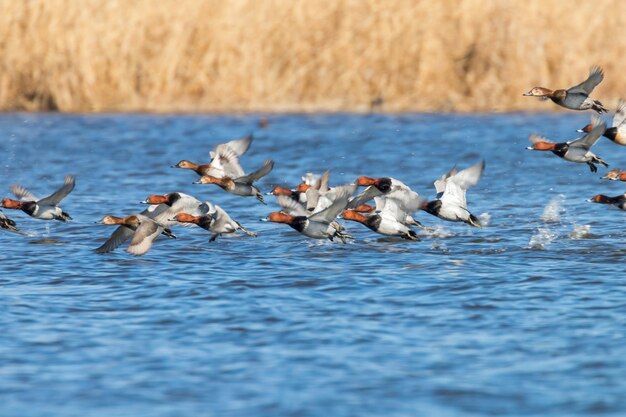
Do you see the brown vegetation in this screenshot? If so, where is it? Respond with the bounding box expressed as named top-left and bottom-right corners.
top-left (0, 0), bottom-right (624, 112)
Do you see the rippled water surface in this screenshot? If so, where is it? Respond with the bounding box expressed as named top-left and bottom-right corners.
top-left (2, 113), bottom-right (626, 417)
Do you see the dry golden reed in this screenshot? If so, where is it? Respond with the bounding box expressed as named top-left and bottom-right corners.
top-left (0, 0), bottom-right (625, 112)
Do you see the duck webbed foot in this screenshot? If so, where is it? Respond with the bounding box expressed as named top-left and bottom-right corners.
top-left (587, 162), bottom-right (598, 173)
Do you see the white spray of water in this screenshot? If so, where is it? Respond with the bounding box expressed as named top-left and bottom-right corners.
top-left (528, 227), bottom-right (558, 249)
top-left (541, 194), bottom-right (565, 223)
top-left (478, 212), bottom-right (490, 227)
top-left (569, 224), bottom-right (591, 239)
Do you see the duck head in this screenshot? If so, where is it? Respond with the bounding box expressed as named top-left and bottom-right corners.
top-left (342, 209), bottom-right (368, 224)
top-left (268, 186), bottom-right (295, 196)
top-left (263, 212), bottom-right (295, 224)
top-left (194, 175), bottom-right (223, 185)
top-left (353, 204), bottom-right (376, 213)
top-left (142, 193), bottom-right (181, 206)
top-left (296, 183), bottom-right (310, 192)
top-left (523, 87), bottom-right (554, 97)
top-left (171, 212), bottom-right (200, 224)
top-left (355, 176), bottom-right (392, 192)
top-left (602, 170), bottom-right (626, 181)
top-left (97, 215), bottom-right (126, 225)
top-left (526, 141), bottom-right (556, 151)
top-left (587, 194), bottom-right (613, 204)
top-left (172, 160), bottom-right (198, 169)
top-left (1, 198), bottom-right (23, 210)
top-left (577, 123), bottom-right (593, 134)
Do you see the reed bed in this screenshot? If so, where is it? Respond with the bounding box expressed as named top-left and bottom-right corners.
top-left (0, 0), bottom-right (624, 112)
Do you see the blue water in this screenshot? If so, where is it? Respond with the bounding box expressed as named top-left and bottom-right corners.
top-left (1, 112), bottom-right (626, 417)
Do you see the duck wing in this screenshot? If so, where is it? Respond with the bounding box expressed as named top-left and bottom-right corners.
top-left (150, 194), bottom-right (205, 227)
top-left (571, 117), bottom-right (606, 149)
top-left (235, 160), bottom-right (274, 184)
top-left (378, 197), bottom-right (409, 223)
top-left (613, 99), bottom-right (626, 128)
top-left (127, 217), bottom-right (163, 256)
top-left (440, 181), bottom-right (468, 211)
top-left (305, 170), bottom-right (330, 211)
top-left (449, 160), bottom-right (485, 190)
top-left (309, 184), bottom-right (356, 224)
top-left (38, 175), bottom-right (75, 206)
top-left (10, 184), bottom-right (38, 202)
top-left (276, 195), bottom-right (309, 217)
top-left (346, 185), bottom-right (384, 209)
top-left (212, 146), bottom-right (245, 178)
top-left (95, 225), bottom-right (134, 254)
top-left (567, 66), bottom-right (604, 96)
top-left (209, 204), bottom-right (236, 232)
top-left (434, 166), bottom-right (457, 198)
top-left (224, 134), bottom-right (253, 157)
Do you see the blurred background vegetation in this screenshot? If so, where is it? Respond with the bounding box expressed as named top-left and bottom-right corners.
top-left (0, 0), bottom-right (623, 113)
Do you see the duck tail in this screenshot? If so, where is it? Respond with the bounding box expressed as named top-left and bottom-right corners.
top-left (467, 214), bottom-right (482, 228)
top-left (403, 230), bottom-right (421, 241)
top-left (162, 228), bottom-right (177, 239)
top-left (0, 217), bottom-right (19, 232)
top-left (235, 221), bottom-right (257, 237)
top-left (592, 100), bottom-right (607, 114)
top-left (593, 156), bottom-right (609, 168)
top-left (59, 211), bottom-right (72, 222)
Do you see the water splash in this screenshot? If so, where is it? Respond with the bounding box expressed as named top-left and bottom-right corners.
top-left (528, 227), bottom-right (558, 250)
top-left (478, 212), bottom-right (490, 227)
top-left (569, 224), bottom-right (591, 239)
top-left (541, 195), bottom-right (565, 223)
top-left (425, 225), bottom-right (453, 238)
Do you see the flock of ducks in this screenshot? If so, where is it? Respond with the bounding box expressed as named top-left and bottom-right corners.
top-left (1, 66), bottom-right (625, 255)
top-left (523, 66), bottom-right (626, 210)
top-left (0, 131), bottom-right (486, 255)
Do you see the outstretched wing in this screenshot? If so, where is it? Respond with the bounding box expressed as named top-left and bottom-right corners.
top-left (571, 116), bottom-right (606, 150)
top-left (346, 185), bottom-right (383, 209)
top-left (212, 146), bottom-right (245, 178)
top-left (38, 175), bottom-right (75, 206)
top-left (127, 218), bottom-right (162, 256)
top-left (235, 160), bottom-right (274, 184)
top-left (567, 66), bottom-right (604, 96)
top-left (304, 170), bottom-right (330, 211)
top-left (450, 160), bottom-right (485, 190)
top-left (95, 225), bottom-right (134, 254)
top-left (613, 99), bottom-right (626, 128)
top-left (276, 195), bottom-right (309, 217)
top-left (10, 184), bottom-right (38, 202)
top-left (223, 134), bottom-right (253, 157)
top-left (310, 184), bottom-right (357, 224)
top-left (379, 197), bottom-right (410, 223)
top-left (434, 166), bottom-right (457, 198)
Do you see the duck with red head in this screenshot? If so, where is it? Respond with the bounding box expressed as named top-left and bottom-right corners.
top-left (527, 117), bottom-right (609, 172)
top-left (587, 194), bottom-right (626, 210)
top-left (262, 185), bottom-right (356, 242)
top-left (577, 100), bottom-right (626, 145)
top-left (140, 192), bottom-right (210, 227)
top-left (194, 160), bottom-right (274, 204)
top-left (169, 203), bottom-right (256, 242)
top-left (342, 208), bottom-right (419, 241)
top-left (421, 161), bottom-right (485, 228)
top-left (2, 175), bottom-right (75, 222)
top-left (95, 214), bottom-right (175, 256)
top-left (602, 169), bottom-right (626, 182)
top-left (172, 134), bottom-right (253, 178)
top-left (523, 66), bottom-right (607, 113)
